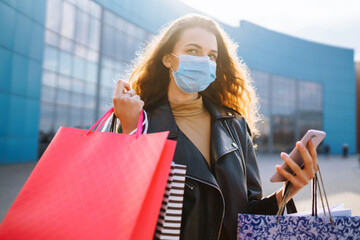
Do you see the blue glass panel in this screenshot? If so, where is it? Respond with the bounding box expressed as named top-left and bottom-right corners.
top-left (0, 137), bottom-right (6, 163)
top-left (0, 93), bottom-right (9, 136)
top-left (0, 47), bottom-right (12, 92)
top-left (73, 56), bottom-right (85, 80)
top-left (0, 2), bottom-right (16, 49)
top-left (59, 51), bottom-right (73, 76)
top-left (39, 102), bottom-right (55, 133)
top-left (30, 23), bottom-right (45, 61)
top-left (16, 0), bottom-right (32, 17)
top-left (46, 0), bottom-right (62, 33)
top-left (43, 45), bottom-right (59, 71)
top-left (1, 0), bottom-right (17, 8)
top-left (24, 99), bottom-right (40, 137)
top-left (14, 14), bottom-right (32, 56)
top-left (27, 59), bottom-right (42, 99)
top-left (32, 0), bottom-right (46, 24)
top-left (8, 95), bottom-right (26, 136)
top-left (7, 138), bottom-right (27, 161)
top-left (23, 137), bottom-right (38, 161)
top-left (11, 53), bottom-right (29, 95)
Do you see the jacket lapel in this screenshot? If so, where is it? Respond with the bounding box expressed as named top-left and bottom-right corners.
top-left (146, 96), bottom-right (220, 188)
top-left (202, 96), bottom-right (238, 163)
top-left (146, 95), bottom-right (241, 187)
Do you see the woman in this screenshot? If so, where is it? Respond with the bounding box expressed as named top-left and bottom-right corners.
top-left (112, 14), bottom-right (318, 240)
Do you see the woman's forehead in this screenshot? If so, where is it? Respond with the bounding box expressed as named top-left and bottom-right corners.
top-left (175, 27), bottom-right (218, 52)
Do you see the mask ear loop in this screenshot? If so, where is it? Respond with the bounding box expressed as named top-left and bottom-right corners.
top-left (170, 53), bottom-right (179, 73)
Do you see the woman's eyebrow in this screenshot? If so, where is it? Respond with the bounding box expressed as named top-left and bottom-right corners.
top-left (185, 43), bottom-right (202, 48)
top-left (185, 43), bottom-right (218, 53)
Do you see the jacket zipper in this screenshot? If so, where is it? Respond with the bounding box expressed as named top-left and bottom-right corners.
top-left (223, 120), bottom-right (246, 176)
top-left (185, 182), bottom-right (194, 190)
top-left (186, 175), bottom-right (225, 240)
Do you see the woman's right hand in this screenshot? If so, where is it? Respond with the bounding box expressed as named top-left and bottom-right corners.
top-left (113, 80), bottom-right (144, 134)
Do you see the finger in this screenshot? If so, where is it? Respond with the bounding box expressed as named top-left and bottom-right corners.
top-left (275, 165), bottom-right (302, 188)
top-left (127, 89), bottom-right (136, 96)
top-left (280, 153), bottom-right (308, 185)
top-left (296, 141), bottom-right (315, 179)
top-left (122, 89), bottom-right (136, 99)
top-left (114, 80), bottom-right (131, 97)
top-left (132, 95), bottom-right (141, 100)
top-left (308, 139), bottom-right (318, 171)
top-left (296, 141), bottom-right (312, 169)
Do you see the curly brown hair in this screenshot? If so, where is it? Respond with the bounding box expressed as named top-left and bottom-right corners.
top-left (129, 14), bottom-right (260, 136)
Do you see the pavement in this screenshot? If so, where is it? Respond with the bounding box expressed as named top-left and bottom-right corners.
top-left (1, 154), bottom-right (359, 222)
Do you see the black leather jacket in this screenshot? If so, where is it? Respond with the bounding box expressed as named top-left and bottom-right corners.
top-left (145, 96), bottom-right (296, 240)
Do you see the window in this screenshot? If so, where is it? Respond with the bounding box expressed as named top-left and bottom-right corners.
top-left (61, 2), bottom-right (76, 39)
top-left (72, 79), bottom-right (84, 94)
top-left (41, 85), bottom-right (56, 103)
top-left (88, 17), bottom-right (101, 50)
top-left (42, 70), bottom-right (57, 87)
top-left (73, 56), bottom-right (85, 80)
top-left (272, 75), bottom-right (296, 116)
top-left (45, 30), bottom-right (59, 46)
top-left (75, 9), bottom-right (89, 46)
top-left (43, 45), bottom-right (58, 71)
top-left (59, 51), bottom-right (73, 76)
top-left (85, 61), bottom-right (98, 83)
top-left (46, 0), bottom-right (62, 32)
top-left (102, 24), bottom-right (114, 57)
top-left (69, 107), bottom-right (82, 128)
top-left (39, 102), bottom-right (55, 133)
top-left (55, 104), bottom-right (69, 128)
top-left (58, 75), bottom-right (72, 90)
top-left (56, 89), bottom-right (70, 105)
top-left (252, 69), bottom-right (323, 152)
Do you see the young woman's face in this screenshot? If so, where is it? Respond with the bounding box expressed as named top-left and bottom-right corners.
top-left (169, 27), bottom-right (218, 72)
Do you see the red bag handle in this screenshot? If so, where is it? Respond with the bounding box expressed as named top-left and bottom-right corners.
top-left (85, 108), bottom-right (144, 138)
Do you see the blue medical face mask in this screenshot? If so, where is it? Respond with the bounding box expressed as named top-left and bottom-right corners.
top-left (170, 54), bottom-right (217, 94)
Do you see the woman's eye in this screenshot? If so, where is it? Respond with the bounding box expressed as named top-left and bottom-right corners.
top-left (209, 54), bottom-right (217, 61)
top-left (187, 49), bottom-right (198, 55)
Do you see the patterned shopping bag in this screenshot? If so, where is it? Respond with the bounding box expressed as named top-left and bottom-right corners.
top-left (237, 214), bottom-right (360, 239)
top-left (238, 161), bottom-right (360, 240)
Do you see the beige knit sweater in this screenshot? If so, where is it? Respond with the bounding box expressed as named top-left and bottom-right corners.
top-left (170, 96), bottom-right (211, 166)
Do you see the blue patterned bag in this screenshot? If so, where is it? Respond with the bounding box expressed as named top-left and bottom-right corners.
top-left (238, 165), bottom-right (360, 239)
top-left (237, 214), bottom-right (360, 240)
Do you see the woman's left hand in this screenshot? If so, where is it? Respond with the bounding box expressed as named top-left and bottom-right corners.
top-left (275, 139), bottom-right (318, 206)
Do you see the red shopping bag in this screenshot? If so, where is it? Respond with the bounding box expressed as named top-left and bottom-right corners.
top-left (0, 108), bottom-right (176, 240)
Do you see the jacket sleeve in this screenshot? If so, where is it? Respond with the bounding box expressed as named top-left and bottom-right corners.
top-left (244, 122), bottom-right (297, 215)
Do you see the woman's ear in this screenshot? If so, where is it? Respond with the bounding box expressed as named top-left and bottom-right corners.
top-left (162, 54), bottom-right (171, 68)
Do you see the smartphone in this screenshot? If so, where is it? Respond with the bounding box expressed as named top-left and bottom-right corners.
top-left (270, 129), bottom-right (326, 182)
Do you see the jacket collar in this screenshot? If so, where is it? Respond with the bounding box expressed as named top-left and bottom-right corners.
top-left (201, 95), bottom-right (237, 120)
top-left (146, 96), bottom-right (179, 139)
top-left (146, 95), bottom-right (236, 134)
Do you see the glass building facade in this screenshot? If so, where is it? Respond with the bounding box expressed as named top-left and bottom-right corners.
top-left (252, 69), bottom-right (323, 152)
top-left (38, 0), bottom-right (152, 154)
top-left (0, 0), bottom-right (357, 163)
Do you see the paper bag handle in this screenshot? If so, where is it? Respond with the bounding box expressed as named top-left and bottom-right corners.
top-left (85, 108), bottom-right (143, 138)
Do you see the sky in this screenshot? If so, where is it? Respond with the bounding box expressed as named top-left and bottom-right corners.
top-left (179, 0), bottom-right (360, 61)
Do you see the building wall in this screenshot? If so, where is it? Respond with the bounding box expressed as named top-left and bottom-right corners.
top-left (232, 21), bottom-right (356, 154)
top-left (0, 0), bottom-right (357, 163)
top-left (91, 1), bottom-right (357, 154)
top-left (92, 0), bottom-right (201, 35)
top-left (0, 0), bottom-right (46, 162)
